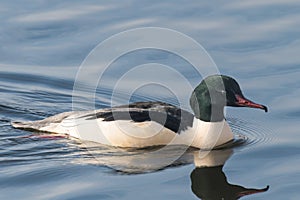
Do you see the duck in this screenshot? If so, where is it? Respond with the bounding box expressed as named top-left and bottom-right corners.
top-left (11, 75), bottom-right (267, 149)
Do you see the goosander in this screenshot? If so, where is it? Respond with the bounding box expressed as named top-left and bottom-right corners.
top-left (11, 75), bottom-right (267, 149)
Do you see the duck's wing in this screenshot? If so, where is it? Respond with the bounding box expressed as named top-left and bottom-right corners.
top-left (81, 102), bottom-right (195, 133)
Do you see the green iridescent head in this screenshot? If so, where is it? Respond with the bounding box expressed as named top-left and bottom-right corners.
top-left (190, 75), bottom-right (267, 122)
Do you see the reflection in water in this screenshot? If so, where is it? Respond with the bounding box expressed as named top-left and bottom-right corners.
top-left (191, 150), bottom-right (269, 199)
top-left (75, 142), bottom-right (269, 199)
top-left (74, 142), bottom-right (195, 173)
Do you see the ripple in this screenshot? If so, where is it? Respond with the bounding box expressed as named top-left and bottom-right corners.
top-left (227, 117), bottom-right (275, 150)
top-left (0, 71), bottom-right (74, 91)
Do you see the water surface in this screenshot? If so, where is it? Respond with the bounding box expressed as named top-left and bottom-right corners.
top-left (1, 0), bottom-right (300, 199)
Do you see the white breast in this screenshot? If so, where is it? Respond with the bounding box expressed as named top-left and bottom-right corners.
top-left (186, 119), bottom-right (234, 149)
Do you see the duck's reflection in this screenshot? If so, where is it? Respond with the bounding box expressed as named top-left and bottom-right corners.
top-left (191, 150), bottom-right (269, 199)
top-left (75, 142), bottom-right (269, 199)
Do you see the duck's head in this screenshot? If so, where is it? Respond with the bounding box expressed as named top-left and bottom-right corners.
top-left (190, 75), bottom-right (267, 122)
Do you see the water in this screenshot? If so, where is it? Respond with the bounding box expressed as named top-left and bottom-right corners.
top-left (1, 0), bottom-right (300, 199)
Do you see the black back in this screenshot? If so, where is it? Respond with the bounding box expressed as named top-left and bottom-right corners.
top-left (83, 102), bottom-right (194, 133)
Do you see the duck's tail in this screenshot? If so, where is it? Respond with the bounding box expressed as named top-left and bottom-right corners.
top-left (11, 120), bottom-right (57, 133)
top-left (11, 111), bottom-right (75, 133)
top-left (11, 120), bottom-right (40, 130)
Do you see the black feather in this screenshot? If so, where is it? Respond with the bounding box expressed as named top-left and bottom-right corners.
top-left (84, 102), bottom-right (194, 133)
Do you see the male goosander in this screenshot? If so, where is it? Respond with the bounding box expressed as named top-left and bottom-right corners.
top-left (12, 75), bottom-right (267, 149)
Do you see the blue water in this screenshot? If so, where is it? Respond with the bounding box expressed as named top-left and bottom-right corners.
top-left (1, 1), bottom-right (300, 199)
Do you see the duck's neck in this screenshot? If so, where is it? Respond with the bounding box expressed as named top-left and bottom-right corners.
top-left (189, 92), bottom-right (226, 122)
top-left (196, 105), bottom-right (225, 122)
